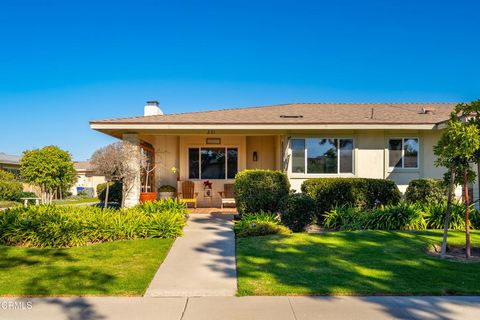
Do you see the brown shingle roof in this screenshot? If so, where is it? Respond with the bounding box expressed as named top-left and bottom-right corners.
top-left (90, 103), bottom-right (456, 125)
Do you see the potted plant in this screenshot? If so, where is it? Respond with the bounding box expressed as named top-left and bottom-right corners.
top-left (139, 152), bottom-right (157, 203)
top-left (158, 185), bottom-right (176, 200)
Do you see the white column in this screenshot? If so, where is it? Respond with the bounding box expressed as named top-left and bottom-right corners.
top-left (123, 133), bottom-right (141, 208)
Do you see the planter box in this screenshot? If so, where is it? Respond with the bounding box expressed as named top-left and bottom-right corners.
top-left (140, 192), bottom-right (158, 203)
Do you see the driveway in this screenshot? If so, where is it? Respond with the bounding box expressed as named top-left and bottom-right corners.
top-left (144, 213), bottom-right (237, 297)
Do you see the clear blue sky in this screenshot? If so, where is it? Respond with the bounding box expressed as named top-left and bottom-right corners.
top-left (1, 0), bottom-right (479, 160)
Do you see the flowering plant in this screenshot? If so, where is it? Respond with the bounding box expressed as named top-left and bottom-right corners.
top-left (203, 180), bottom-right (212, 189)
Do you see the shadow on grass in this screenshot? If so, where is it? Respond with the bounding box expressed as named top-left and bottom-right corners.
top-left (0, 246), bottom-right (114, 319)
top-left (236, 230), bottom-right (480, 319)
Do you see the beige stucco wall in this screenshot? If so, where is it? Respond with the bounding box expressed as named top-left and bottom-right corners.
top-left (246, 136), bottom-right (277, 170)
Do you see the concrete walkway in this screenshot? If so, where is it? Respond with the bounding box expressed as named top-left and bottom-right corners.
top-left (144, 213), bottom-right (237, 297)
top-left (2, 296), bottom-right (480, 320)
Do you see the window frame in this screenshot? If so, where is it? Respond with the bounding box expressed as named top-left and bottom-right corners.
top-left (289, 137), bottom-right (355, 176)
top-left (388, 137), bottom-right (420, 170)
top-left (188, 146), bottom-right (239, 180)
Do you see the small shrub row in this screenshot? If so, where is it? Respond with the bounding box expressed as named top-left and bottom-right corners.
top-left (301, 178), bottom-right (401, 217)
top-left (0, 199), bottom-right (188, 248)
top-left (323, 201), bottom-right (480, 231)
top-left (234, 211), bottom-right (291, 238)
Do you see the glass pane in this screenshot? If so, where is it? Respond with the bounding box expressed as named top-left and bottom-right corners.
top-left (389, 139), bottom-right (402, 168)
top-left (227, 148), bottom-right (238, 179)
top-left (188, 148), bottom-right (200, 179)
top-left (307, 138), bottom-right (338, 174)
top-left (403, 138), bottom-right (419, 168)
top-left (339, 139), bottom-right (353, 173)
top-left (291, 139), bottom-right (305, 173)
top-left (201, 148), bottom-right (226, 179)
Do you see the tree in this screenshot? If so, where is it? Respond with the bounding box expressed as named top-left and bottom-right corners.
top-left (90, 141), bottom-right (141, 208)
top-left (434, 109), bottom-right (480, 259)
top-left (0, 170), bottom-right (23, 201)
top-left (20, 146), bottom-right (77, 204)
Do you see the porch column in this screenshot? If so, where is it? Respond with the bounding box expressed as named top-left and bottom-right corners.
top-left (123, 133), bottom-right (141, 208)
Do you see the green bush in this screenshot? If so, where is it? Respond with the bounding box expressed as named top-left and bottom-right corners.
top-left (97, 181), bottom-right (122, 203)
top-left (323, 206), bottom-right (366, 231)
top-left (422, 201), bottom-right (479, 230)
top-left (0, 199), bottom-right (188, 248)
top-left (158, 185), bottom-right (176, 192)
top-left (280, 193), bottom-right (316, 232)
top-left (364, 202), bottom-right (426, 231)
top-left (301, 178), bottom-right (401, 218)
top-left (234, 211), bottom-right (291, 238)
top-left (234, 170), bottom-right (290, 215)
top-left (0, 171), bottom-right (23, 201)
top-left (405, 178), bottom-right (447, 204)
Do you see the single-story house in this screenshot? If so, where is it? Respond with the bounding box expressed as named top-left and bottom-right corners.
top-left (0, 152), bottom-right (21, 177)
top-left (70, 161), bottom-right (106, 197)
top-left (90, 101), bottom-right (473, 208)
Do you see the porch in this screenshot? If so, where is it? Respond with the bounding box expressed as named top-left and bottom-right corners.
top-left (131, 133), bottom-right (285, 208)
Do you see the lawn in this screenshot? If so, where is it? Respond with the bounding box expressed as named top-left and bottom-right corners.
top-left (0, 238), bottom-right (173, 296)
top-left (236, 230), bottom-right (480, 296)
top-left (0, 201), bottom-right (21, 209)
top-left (54, 197), bottom-right (100, 205)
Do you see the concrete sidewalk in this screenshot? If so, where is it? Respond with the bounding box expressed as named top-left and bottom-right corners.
top-left (2, 296), bottom-right (480, 320)
top-left (144, 213), bottom-right (237, 297)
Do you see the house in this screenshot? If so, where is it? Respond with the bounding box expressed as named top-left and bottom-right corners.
top-left (70, 161), bottom-right (106, 197)
top-left (90, 101), bottom-right (470, 208)
top-left (0, 152), bottom-right (21, 177)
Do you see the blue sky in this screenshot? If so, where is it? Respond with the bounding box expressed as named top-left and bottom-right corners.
top-left (0, 0), bottom-right (479, 160)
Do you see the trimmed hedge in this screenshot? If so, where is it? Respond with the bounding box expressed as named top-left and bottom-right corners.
top-left (97, 181), bottom-right (122, 203)
top-left (0, 171), bottom-right (23, 201)
top-left (0, 199), bottom-right (188, 248)
top-left (301, 178), bottom-right (401, 217)
top-left (280, 193), bottom-right (316, 232)
top-left (405, 178), bottom-right (447, 204)
top-left (234, 170), bottom-right (290, 215)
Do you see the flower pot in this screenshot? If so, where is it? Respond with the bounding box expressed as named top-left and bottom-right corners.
top-left (159, 192), bottom-right (175, 200)
top-left (140, 192), bottom-right (157, 203)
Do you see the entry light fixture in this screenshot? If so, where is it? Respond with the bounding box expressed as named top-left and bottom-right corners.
top-left (253, 151), bottom-right (258, 162)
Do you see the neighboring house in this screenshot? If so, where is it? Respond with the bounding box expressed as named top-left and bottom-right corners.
top-left (90, 101), bottom-right (471, 207)
top-left (0, 152), bottom-right (21, 177)
top-left (70, 161), bottom-right (106, 197)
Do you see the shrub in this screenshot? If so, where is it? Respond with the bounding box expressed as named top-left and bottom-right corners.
top-left (234, 170), bottom-right (290, 215)
top-left (97, 181), bottom-right (122, 203)
top-left (0, 171), bottom-right (23, 201)
top-left (234, 211), bottom-right (291, 238)
top-left (301, 178), bottom-right (401, 218)
top-left (364, 202), bottom-right (426, 231)
top-left (158, 185), bottom-right (176, 193)
top-left (405, 178), bottom-right (447, 204)
top-left (422, 201), bottom-right (479, 230)
top-left (323, 206), bottom-right (366, 231)
top-left (0, 199), bottom-right (188, 248)
top-left (77, 189), bottom-right (90, 198)
top-left (280, 193), bottom-right (316, 232)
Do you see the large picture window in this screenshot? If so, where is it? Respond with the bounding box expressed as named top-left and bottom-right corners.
top-left (388, 138), bottom-right (419, 169)
top-left (291, 138), bottom-right (354, 174)
top-left (188, 147), bottom-right (238, 179)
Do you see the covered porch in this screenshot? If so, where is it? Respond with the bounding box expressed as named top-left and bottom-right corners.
top-left (133, 133), bottom-right (285, 208)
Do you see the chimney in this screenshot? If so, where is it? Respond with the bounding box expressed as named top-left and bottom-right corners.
top-left (144, 100), bottom-right (163, 116)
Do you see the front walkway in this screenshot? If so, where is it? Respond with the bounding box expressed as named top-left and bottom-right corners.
top-left (144, 213), bottom-right (237, 297)
top-left (2, 296), bottom-right (480, 320)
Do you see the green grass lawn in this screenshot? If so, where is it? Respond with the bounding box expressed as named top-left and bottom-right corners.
top-left (0, 201), bottom-right (21, 209)
top-left (236, 230), bottom-right (480, 296)
top-left (0, 238), bottom-right (173, 296)
top-left (54, 197), bottom-right (100, 205)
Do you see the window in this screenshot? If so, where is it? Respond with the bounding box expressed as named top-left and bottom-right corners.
top-left (188, 147), bottom-right (238, 179)
top-left (388, 138), bottom-right (419, 169)
top-left (291, 138), bottom-right (354, 174)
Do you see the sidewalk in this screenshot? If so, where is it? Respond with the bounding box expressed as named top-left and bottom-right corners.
top-left (2, 296), bottom-right (479, 320)
top-left (144, 213), bottom-right (237, 297)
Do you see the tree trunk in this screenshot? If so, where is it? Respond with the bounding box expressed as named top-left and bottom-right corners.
top-left (464, 169), bottom-right (471, 259)
top-left (441, 164), bottom-right (456, 258)
top-left (59, 186), bottom-right (63, 201)
top-left (104, 182), bottom-right (110, 209)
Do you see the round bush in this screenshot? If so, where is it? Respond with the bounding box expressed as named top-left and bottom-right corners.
top-left (405, 178), bottom-right (447, 204)
top-left (0, 171), bottom-right (23, 201)
top-left (234, 170), bottom-right (290, 215)
top-left (97, 181), bottom-right (122, 203)
top-left (280, 193), bottom-right (316, 232)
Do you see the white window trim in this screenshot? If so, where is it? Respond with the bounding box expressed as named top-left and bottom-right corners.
top-left (289, 137), bottom-right (355, 177)
top-left (188, 146), bottom-right (239, 180)
top-left (388, 137), bottom-right (420, 170)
